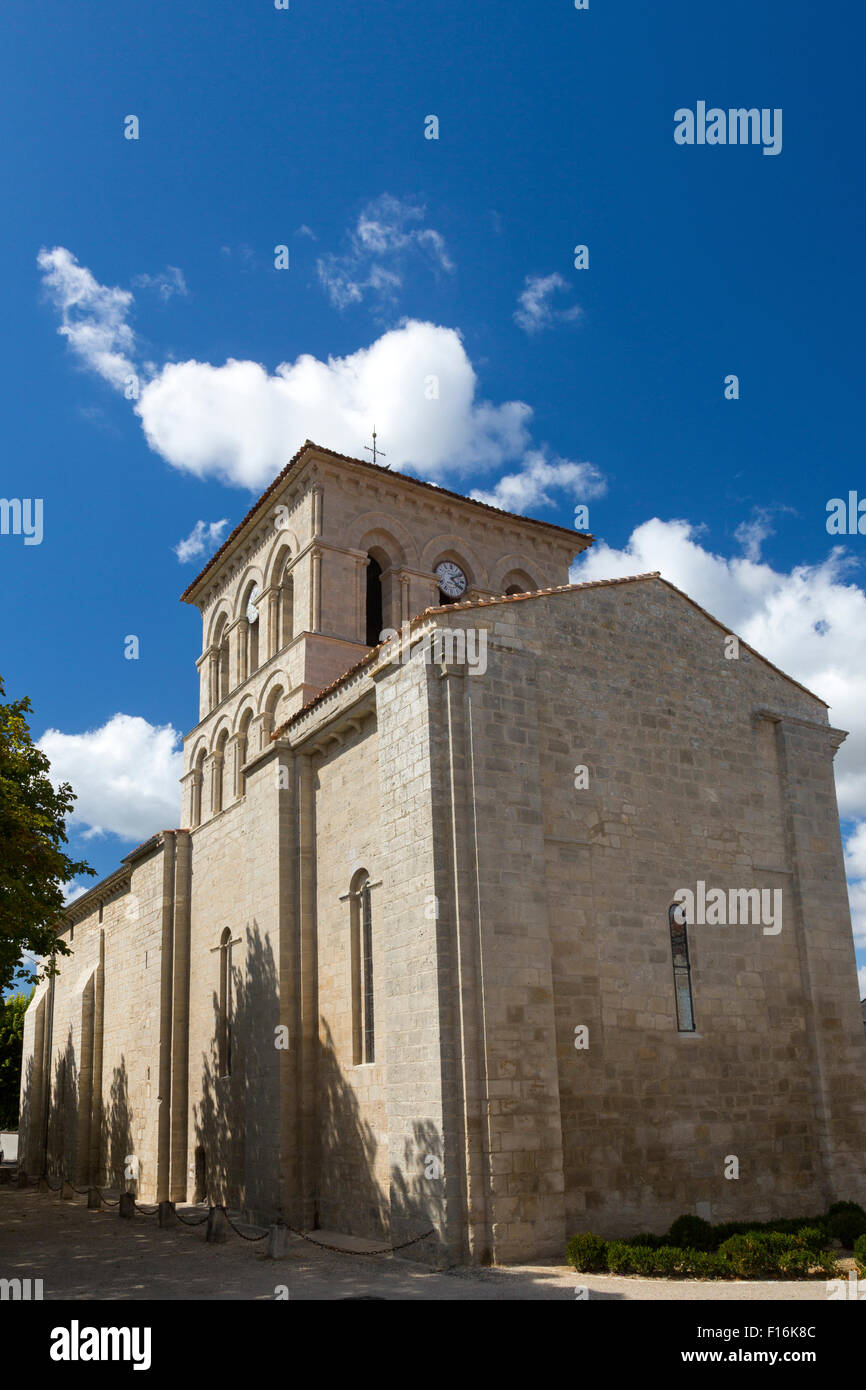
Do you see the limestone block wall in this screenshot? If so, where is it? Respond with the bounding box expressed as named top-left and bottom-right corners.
top-left (515, 578), bottom-right (866, 1237)
top-left (19, 844), bottom-right (169, 1202)
top-left (373, 653), bottom-right (452, 1259)
top-left (96, 850), bottom-right (166, 1199)
top-left (311, 719), bottom-right (391, 1238)
top-left (423, 638), bottom-right (567, 1264)
top-left (184, 750), bottom-right (286, 1222)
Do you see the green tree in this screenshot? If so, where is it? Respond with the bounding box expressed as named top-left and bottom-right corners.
top-left (0, 676), bottom-right (94, 991)
top-left (0, 990), bottom-right (31, 1128)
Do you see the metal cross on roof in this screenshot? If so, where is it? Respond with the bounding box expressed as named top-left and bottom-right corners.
top-left (365, 427), bottom-right (386, 465)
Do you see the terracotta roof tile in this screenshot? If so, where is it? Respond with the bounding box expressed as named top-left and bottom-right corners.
top-left (270, 570), bottom-right (827, 737)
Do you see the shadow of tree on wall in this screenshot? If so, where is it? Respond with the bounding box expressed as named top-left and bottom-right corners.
top-left (189, 918), bottom-right (446, 1257)
top-left (317, 1023), bottom-right (445, 1257)
top-left (18, 1053), bottom-right (35, 1169)
top-left (46, 1030), bottom-right (78, 1179)
top-left (316, 1017), bottom-right (389, 1238)
top-left (192, 920), bottom-right (277, 1210)
top-left (101, 1057), bottom-right (134, 1191)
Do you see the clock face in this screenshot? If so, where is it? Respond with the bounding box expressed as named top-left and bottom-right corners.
top-left (435, 560), bottom-right (468, 599)
top-left (246, 586), bottom-right (260, 624)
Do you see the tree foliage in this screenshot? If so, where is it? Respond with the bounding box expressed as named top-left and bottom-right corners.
top-left (0, 676), bottom-right (94, 991)
top-left (0, 990), bottom-right (31, 1128)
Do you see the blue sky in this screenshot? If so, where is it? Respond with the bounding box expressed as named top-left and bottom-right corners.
top-left (1, 0), bottom-right (864, 990)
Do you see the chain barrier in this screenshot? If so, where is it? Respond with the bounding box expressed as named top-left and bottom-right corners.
top-left (279, 1222), bottom-right (435, 1256)
top-left (175, 1206), bottom-right (210, 1226)
top-left (222, 1207), bottom-right (270, 1242)
top-left (30, 1174), bottom-right (434, 1256)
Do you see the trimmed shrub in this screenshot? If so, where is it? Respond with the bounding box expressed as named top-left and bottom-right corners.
top-left (652, 1245), bottom-right (688, 1276)
top-left (826, 1207), bottom-right (866, 1249)
top-left (566, 1204), bottom-right (856, 1279)
top-left (565, 1232), bottom-right (607, 1273)
top-left (718, 1232), bottom-right (795, 1277)
top-left (827, 1200), bottom-right (865, 1217)
top-left (777, 1249), bottom-right (815, 1276)
top-left (667, 1214), bottom-right (714, 1251)
top-left (605, 1240), bottom-right (640, 1274)
top-left (627, 1232), bottom-right (665, 1250)
top-left (794, 1226), bottom-right (825, 1253)
top-left (624, 1245), bottom-right (659, 1276)
top-left (685, 1249), bottom-right (729, 1279)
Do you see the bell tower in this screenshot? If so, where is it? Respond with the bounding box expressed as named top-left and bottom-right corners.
top-left (178, 438), bottom-right (589, 828)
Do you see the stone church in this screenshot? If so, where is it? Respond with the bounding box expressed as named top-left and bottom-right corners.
top-left (19, 440), bottom-right (866, 1265)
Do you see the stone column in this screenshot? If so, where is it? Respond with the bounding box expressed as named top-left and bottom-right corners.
top-left (88, 930), bottom-right (105, 1185)
top-left (260, 586), bottom-right (281, 660)
top-left (195, 649), bottom-right (213, 721)
top-left (766, 712), bottom-right (866, 1205)
top-left (248, 712), bottom-right (268, 757)
top-left (309, 548), bottom-right (322, 633)
top-left (204, 751), bottom-right (223, 817)
top-left (75, 976), bottom-right (95, 1186)
top-left (169, 832), bottom-right (192, 1202)
top-left (156, 834), bottom-right (176, 1204)
top-left (179, 770), bottom-right (197, 829)
top-left (227, 731), bottom-right (247, 800)
top-left (311, 484), bottom-right (323, 538)
top-left (298, 753), bottom-right (319, 1227)
top-left (228, 618), bottom-right (248, 688)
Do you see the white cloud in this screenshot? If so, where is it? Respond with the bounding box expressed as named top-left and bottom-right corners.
top-left (572, 522), bottom-right (866, 817)
top-left (131, 266), bottom-right (188, 301)
top-left (573, 518), bottom-right (866, 961)
top-left (39, 715), bottom-right (183, 842)
top-left (39, 247), bottom-right (571, 495)
top-left (134, 319), bottom-right (536, 489)
top-left (62, 881), bottom-right (88, 905)
top-left (858, 964), bottom-right (866, 998)
top-left (37, 246), bottom-right (137, 390)
top-left (316, 194), bottom-right (454, 311)
top-left (845, 823), bottom-right (866, 949)
top-left (470, 450), bottom-right (605, 514)
top-left (175, 518), bottom-right (229, 563)
top-left (514, 273), bottom-right (582, 335)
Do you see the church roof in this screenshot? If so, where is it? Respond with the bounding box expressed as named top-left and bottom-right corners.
top-left (271, 571), bottom-right (829, 740)
top-left (180, 439), bottom-right (592, 602)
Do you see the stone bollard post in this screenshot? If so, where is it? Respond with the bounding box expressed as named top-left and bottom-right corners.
top-left (268, 1222), bottom-right (288, 1259)
top-left (206, 1206), bottom-right (229, 1244)
top-left (158, 1200), bottom-right (176, 1228)
top-left (87, 1188), bottom-right (102, 1210)
top-left (37, 1175), bottom-right (49, 1193)
top-left (119, 1192), bottom-right (135, 1219)
top-left (61, 1180), bottom-right (75, 1201)
top-left (17, 1169), bottom-right (28, 1189)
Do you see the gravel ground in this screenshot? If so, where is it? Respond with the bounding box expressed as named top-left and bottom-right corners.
top-left (0, 1186), bottom-right (843, 1301)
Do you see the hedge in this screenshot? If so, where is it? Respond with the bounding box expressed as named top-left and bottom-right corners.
top-left (564, 1201), bottom-right (865, 1279)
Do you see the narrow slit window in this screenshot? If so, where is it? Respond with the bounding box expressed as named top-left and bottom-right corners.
top-left (350, 872), bottom-right (375, 1064)
top-left (218, 927), bottom-right (233, 1076)
top-left (361, 879), bottom-right (375, 1063)
top-left (669, 903), bottom-right (696, 1033)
